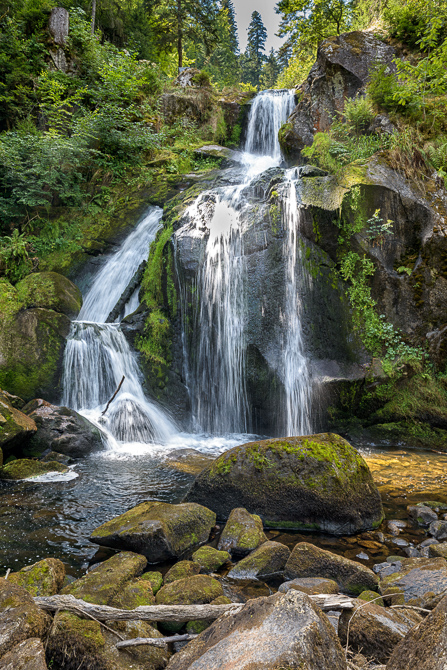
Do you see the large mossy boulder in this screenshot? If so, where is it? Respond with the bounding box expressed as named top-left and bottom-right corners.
top-left (62, 551), bottom-right (147, 605)
top-left (217, 507), bottom-right (267, 557)
top-left (0, 578), bottom-right (51, 657)
top-left (279, 31), bottom-right (395, 157)
top-left (0, 390), bottom-right (36, 454)
top-left (379, 557), bottom-right (447, 609)
top-left (23, 399), bottom-right (103, 458)
top-left (90, 501), bottom-right (216, 563)
top-left (0, 458), bottom-right (68, 480)
top-left (228, 541), bottom-right (290, 580)
top-left (386, 593), bottom-right (447, 670)
top-left (284, 542), bottom-right (378, 595)
top-left (338, 599), bottom-right (422, 664)
top-left (7, 558), bottom-right (65, 596)
top-left (0, 275), bottom-right (81, 401)
top-left (165, 590), bottom-right (347, 670)
top-left (186, 434), bottom-right (383, 534)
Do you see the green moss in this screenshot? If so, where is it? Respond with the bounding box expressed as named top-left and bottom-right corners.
top-left (164, 560), bottom-right (201, 584)
top-left (192, 546), bottom-right (230, 572)
top-left (0, 459), bottom-right (67, 480)
top-left (141, 570), bottom-right (163, 595)
top-left (55, 612), bottom-right (105, 648)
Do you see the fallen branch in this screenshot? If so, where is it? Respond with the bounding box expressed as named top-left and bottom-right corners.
top-left (102, 376), bottom-right (125, 415)
top-left (116, 634), bottom-right (198, 649)
top-left (34, 595), bottom-right (244, 622)
top-left (34, 593), bottom-right (354, 624)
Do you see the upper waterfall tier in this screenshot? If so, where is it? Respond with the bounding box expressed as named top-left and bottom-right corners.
top-left (244, 89), bottom-right (295, 161)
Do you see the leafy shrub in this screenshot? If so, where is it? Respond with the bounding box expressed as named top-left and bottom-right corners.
top-left (384, 0), bottom-right (447, 50)
top-left (343, 96), bottom-right (375, 134)
top-left (193, 70), bottom-right (212, 88)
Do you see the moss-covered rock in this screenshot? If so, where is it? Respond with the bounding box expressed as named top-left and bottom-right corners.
top-left (429, 542), bottom-right (447, 559)
top-left (192, 546), bottom-right (230, 573)
top-left (156, 574), bottom-right (223, 606)
top-left (339, 599), bottom-right (423, 664)
top-left (15, 272), bottom-right (82, 318)
top-left (0, 578), bottom-right (51, 658)
top-left (61, 551), bottom-right (147, 605)
top-left (0, 637), bottom-right (48, 670)
top-left (7, 558), bottom-right (65, 596)
top-left (0, 458), bottom-right (68, 480)
top-left (284, 542), bottom-right (378, 596)
top-left (141, 570), bottom-right (163, 595)
top-left (46, 612), bottom-right (108, 670)
top-left (0, 392), bottom-right (36, 454)
top-left (164, 560), bottom-right (201, 585)
top-left (166, 590), bottom-right (346, 670)
top-left (23, 399), bottom-right (103, 458)
top-left (278, 577), bottom-right (339, 596)
top-left (186, 433), bottom-right (383, 535)
top-left (217, 507), bottom-right (267, 557)
top-left (386, 593), bottom-right (447, 670)
top-left (228, 541), bottom-right (290, 581)
top-left (111, 579), bottom-right (156, 609)
top-left (90, 501), bottom-right (216, 563)
top-left (379, 557), bottom-right (447, 609)
top-left (357, 589), bottom-right (384, 606)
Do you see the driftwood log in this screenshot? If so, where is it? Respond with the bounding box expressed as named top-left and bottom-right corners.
top-left (33, 593), bottom-right (354, 624)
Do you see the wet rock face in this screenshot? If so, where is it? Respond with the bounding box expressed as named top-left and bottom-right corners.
top-left (386, 593), bottom-right (447, 670)
top-left (284, 542), bottom-right (379, 595)
top-left (165, 590), bottom-right (347, 670)
top-left (22, 398), bottom-right (103, 458)
top-left (186, 434), bottom-right (384, 534)
top-left (280, 31), bottom-right (396, 157)
top-left (90, 501), bottom-right (216, 563)
top-left (379, 556), bottom-right (447, 608)
top-left (338, 599), bottom-right (422, 664)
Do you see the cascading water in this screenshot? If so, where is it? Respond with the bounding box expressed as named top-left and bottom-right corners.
top-left (176, 88), bottom-right (312, 436)
top-left (62, 208), bottom-right (176, 445)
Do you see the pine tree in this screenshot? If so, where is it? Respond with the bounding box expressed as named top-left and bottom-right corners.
top-left (242, 10), bottom-right (267, 88)
top-left (260, 48), bottom-right (280, 89)
top-left (221, 0), bottom-right (239, 54)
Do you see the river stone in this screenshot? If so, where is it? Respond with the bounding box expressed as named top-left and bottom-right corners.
top-left (278, 576), bottom-right (339, 595)
top-left (23, 399), bottom-right (103, 458)
top-left (0, 458), bottom-right (68, 480)
top-left (164, 560), bottom-right (201, 584)
top-left (217, 507), bottom-right (267, 557)
top-left (15, 272), bottom-right (82, 319)
top-left (192, 546), bottom-right (231, 573)
top-left (141, 570), bottom-right (163, 594)
top-left (429, 520), bottom-right (447, 541)
top-left (284, 542), bottom-right (378, 595)
top-left (111, 578), bottom-right (156, 609)
top-left (90, 501), bottom-right (216, 562)
top-left (0, 391), bottom-right (36, 453)
top-left (7, 557), bottom-right (65, 596)
top-left (379, 557), bottom-right (447, 608)
top-left (228, 541), bottom-right (290, 580)
top-left (46, 611), bottom-right (169, 670)
top-left (407, 504), bottom-right (438, 527)
top-left (358, 589), bottom-right (384, 606)
top-left (186, 434), bottom-right (383, 534)
top-left (0, 638), bottom-right (48, 670)
top-left (165, 589), bottom-right (347, 670)
top-left (429, 542), bottom-right (447, 559)
top-left (338, 600), bottom-right (423, 664)
top-left (0, 578), bottom-right (50, 657)
top-left (386, 592), bottom-right (447, 670)
top-left (156, 574), bottom-right (223, 606)
top-left (61, 551), bottom-right (147, 605)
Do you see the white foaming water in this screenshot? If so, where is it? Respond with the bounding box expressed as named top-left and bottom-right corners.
top-left (62, 207), bottom-right (177, 447)
top-left (280, 170), bottom-right (312, 435)
top-left (79, 208), bottom-right (163, 322)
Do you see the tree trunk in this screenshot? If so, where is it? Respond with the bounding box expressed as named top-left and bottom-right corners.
top-left (91, 0), bottom-right (96, 34)
top-left (177, 0), bottom-right (183, 68)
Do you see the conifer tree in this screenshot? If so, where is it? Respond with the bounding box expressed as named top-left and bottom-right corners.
top-left (260, 48), bottom-right (280, 89)
top-left (242, 10), bottom-right (267, 88)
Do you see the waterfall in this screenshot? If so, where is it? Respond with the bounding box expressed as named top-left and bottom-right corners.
top-left (62, 207), bottom-right (176, 446)
top-left (176, 88), bottom-right (311, 436)
top-left (280, 171), bottom-right (312, 435)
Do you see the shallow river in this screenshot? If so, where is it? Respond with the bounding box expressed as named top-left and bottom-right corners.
top-left (1, 438), bottom-right (445, 578)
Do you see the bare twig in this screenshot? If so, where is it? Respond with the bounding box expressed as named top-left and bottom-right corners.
top-left (116, 633), bottom-right (198, 649)
top-left (102, 376), bottom-right (125, 415)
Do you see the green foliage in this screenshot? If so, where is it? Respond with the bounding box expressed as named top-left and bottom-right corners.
top-left (384, 0), bottom-right (447, 50)
top-left (0, 229), bottom-right (33, 282)
top-left (240, 10), bottom-right (267, 89)
top-left (342, 96), bottom-right (375, 134)
top-left (365, 208), bottom-right (393, 246)
top-left (302, 129), bottom-right (389, 174)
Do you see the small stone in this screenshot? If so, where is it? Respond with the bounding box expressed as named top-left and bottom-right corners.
top-left (164, 560), bottom-right (201, 584)
top-left (217, 507), bottom-right (267, 557)
top-left (358, 590), bottom-right (384, 606)
top-left (429, 520), bottom-right (447, 541)
top-left (192, 546), bottom-right (230, 573)
top-left (407, 505), bottom-right (438, 527)
top-left (418, 538), bottom-right (439, 548)
top-left (404, 547), bottom-right (420, 558)
top-left (278, 577), bottom-right (338, 595)
top-left (140, 571), bottom-right (163, 595)
top-left (228, 541), bottom-right (290, 580)
top-left (429, 543), bottom-right (447, 559)
top-left (356, 552), bottom-right (369, 560)
top-left (392, 538), bottom-right (409, 547)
